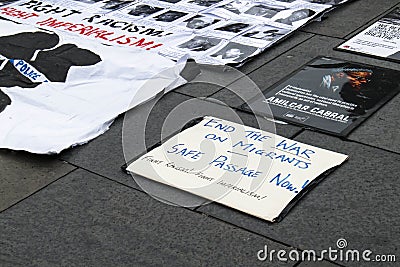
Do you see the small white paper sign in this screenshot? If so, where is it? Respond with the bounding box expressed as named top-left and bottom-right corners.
top-left (127, 116), bottom-right (348, 222)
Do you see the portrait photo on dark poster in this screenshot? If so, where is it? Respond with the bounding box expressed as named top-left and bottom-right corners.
top-left (241, 57), bottom-right (400, 136)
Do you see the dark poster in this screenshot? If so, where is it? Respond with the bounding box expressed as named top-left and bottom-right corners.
top-left (242, 57), bottom-right (400, 136)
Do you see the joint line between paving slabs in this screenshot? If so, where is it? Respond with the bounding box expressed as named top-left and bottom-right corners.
top-left (0, 165), bottom-right (78, 214)
top-left (345, 139), bottom-right (400, 156)
top-left (61, 162), bottom-right (146, 193)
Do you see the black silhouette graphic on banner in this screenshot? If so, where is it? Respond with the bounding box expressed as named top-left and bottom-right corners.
top-left (0, 31), bottom-right (101, 113)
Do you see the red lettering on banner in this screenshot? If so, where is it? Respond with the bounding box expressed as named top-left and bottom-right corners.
top-left (1, 7), bottom-right (39, 19)
top-left (130, 38), bottom-right (154, 48)
top-left (37, 17), bottom-right (65, 27)
top-left (74, 26), bottom-right (95, 35)
top-left (116, 36), bottom-right (136, 45)
top-left (34, 17), bottom-right (163, 50)
top-left (84, 29), bottom-right (114, 41)
top-left (65, 23), bottom-right (85, 32)
top-left (109, 35), bottom-right (126, 42)
top-left (146, 44), bottom-right (163, 50)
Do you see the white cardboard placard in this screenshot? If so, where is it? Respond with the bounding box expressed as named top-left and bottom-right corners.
top-left (127, 116), bottom-right (348, 222)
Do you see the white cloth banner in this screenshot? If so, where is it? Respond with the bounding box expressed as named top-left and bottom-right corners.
top-left (0, 0), bottom-right (351, 154)
top-left (0, 19), bottom-right (186, 153)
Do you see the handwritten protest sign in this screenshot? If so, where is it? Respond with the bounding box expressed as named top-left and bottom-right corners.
top-left (127, 116), bottom-right (348, 222)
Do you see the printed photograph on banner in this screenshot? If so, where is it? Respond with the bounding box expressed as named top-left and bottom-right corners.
top-left (126, 116), bottom-right (348, 222)
top-left (273, 8), bottom-right (317, 27)
top-left (124, 3), bottom-right (164, 18)
top-left (269, 0), bottom-right (298, 7)
top-left (242, 25), bottom-right (289, 41)
top-left (158, 0), bottom-right (183, 3)
top-left (242, 57), bottom-right (400, 136)
top-left (72, 0), bottom-right (104, 4)
top-left (210, 42), bottom-right (258, 63)
top-left (151, 10), bottom-right (188, 22)
top-left (177, 36), bottom-right (222, 52)
top-left (231, 35), bottom-right (270, 49)
top-left (303, 0), bottom-right (348, 5)
top-left (100, 0), bottom-right (136, 10)
top-left (186, 0), bottom-right (223, 7)
top-left (244, 4), bottom-right (286, 18)
top-left (214, 22), bottom-right (253, 34)
top-left (336, 8), bottom-right (400, 63)
top-left (0, 0), bottom-right (20, 7)
top-left (180, 15), bottom-right (220, 30)
top-left (215, 0), bottom-right (253, 15)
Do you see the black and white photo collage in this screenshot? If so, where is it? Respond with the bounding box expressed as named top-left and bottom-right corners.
top-left (1, 0), bottom-right (350, 64)
top-left (108, 0), bottom-right (337, 64)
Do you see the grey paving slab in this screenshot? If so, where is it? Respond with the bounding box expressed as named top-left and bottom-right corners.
top-left (348, 93), bottom-right (400, 154)
top-left (0, 150), bottom-right (75, 212)
top-left (301, 0), bottom-right (400, 39)
top-left (210, 35), bottom-right (400, 108)
top-left (175, 82), bottom-right (223, 98)
top-left (0, 169), bottom-right (299, 267)
top-left (198, 131), bottom-right (399, 266)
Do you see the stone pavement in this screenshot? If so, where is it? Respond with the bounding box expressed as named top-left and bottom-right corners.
top-left (1, 0), bottom-right (399, 266)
